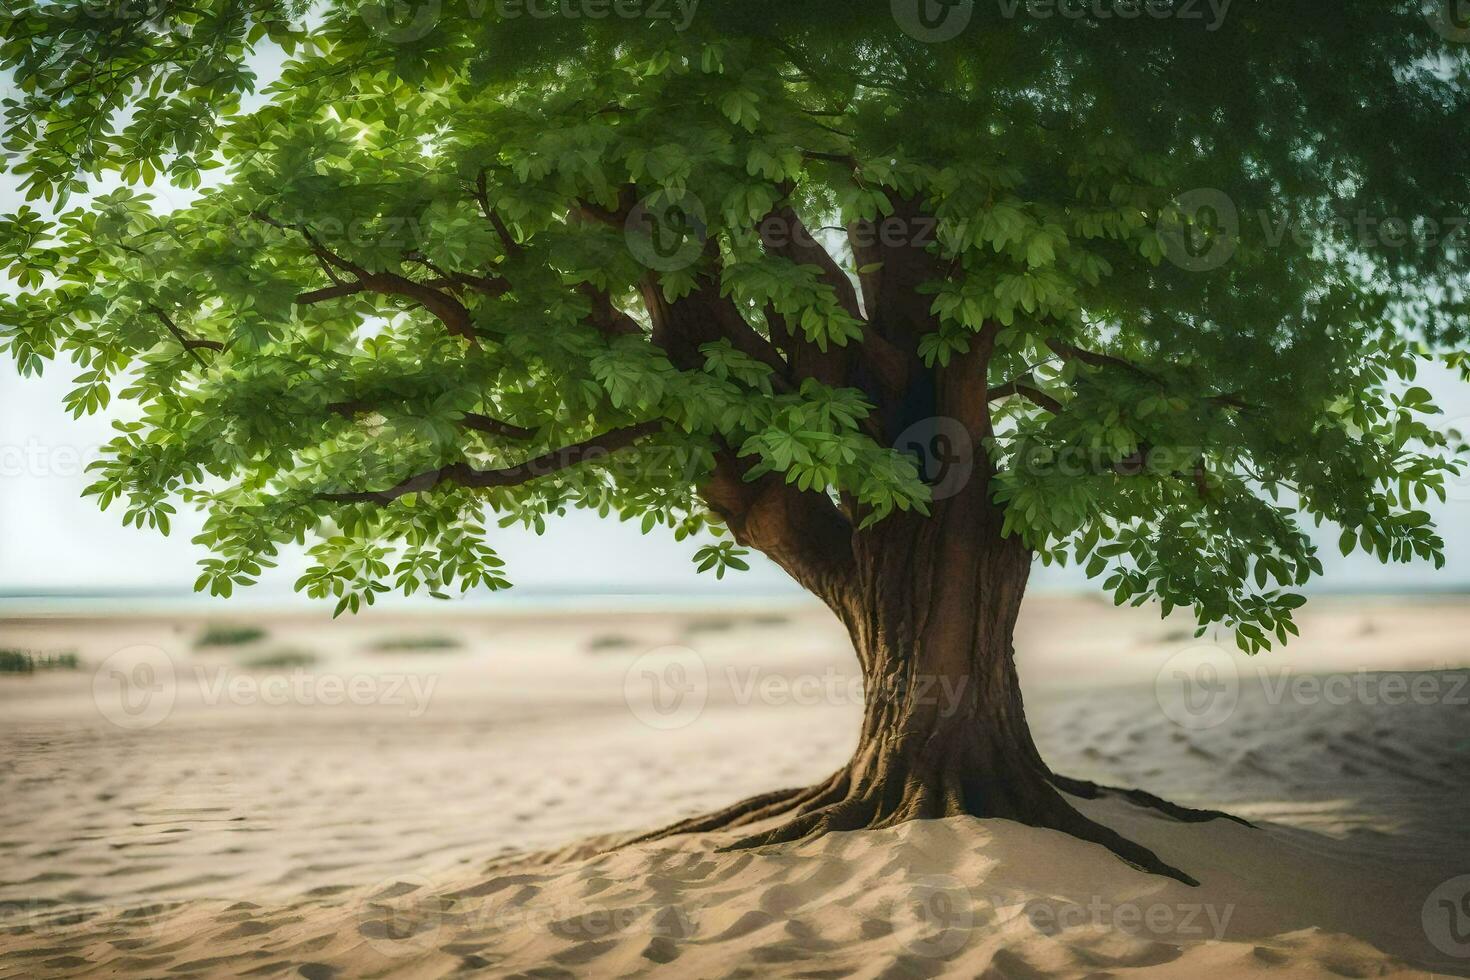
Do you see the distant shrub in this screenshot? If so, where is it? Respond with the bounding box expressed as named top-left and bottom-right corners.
top-left (0, 649), bottom-right (81, 673)
top-left (587, 633), bottom-right (635, 651)
top-left (683, 617), bottom-right (737, 634)
top-left (241, 649), bottom-right (319, 669)
top-left (367, 635), bottom-right (461, 653)
top-left (197, 625), bottom-right (267, 647)
top-left (0, 650), bottom-right (32, 673)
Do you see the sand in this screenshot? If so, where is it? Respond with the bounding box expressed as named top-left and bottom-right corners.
top-left (1, 595), bottom-right (1468, 978)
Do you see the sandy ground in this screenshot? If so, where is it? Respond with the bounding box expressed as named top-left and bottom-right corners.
top-left (0, 594), bottom-right (1468, 978)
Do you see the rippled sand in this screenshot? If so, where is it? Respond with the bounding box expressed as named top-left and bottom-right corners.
top-left (1, 595), bottom-right (1467, 977)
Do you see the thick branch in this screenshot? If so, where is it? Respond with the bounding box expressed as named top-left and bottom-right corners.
top-left (297, 282), bottom-right (364, 305)
top-left (458, 412), bottom-right (536, 440)
top-left (1046, 337), bottom-right (1257, 411)
top-left (318, 421), bottom-right (662, 505)
top-left (328, 401), bottom-right (536, 440)
top-left (476, 170), bottom-right (521, 255)
top-left (578, 283), bottom-right (644, 339)
top-left (987, 373), bottom-right (1064, 414)
top-left (700, 448), bottom-right (855, 603)
top-left (253, 211), bottom-right (483, 345)
top-left (1046, 337), bottom-right (1157, 380)
top-left (150, 307), bottom-right (223, 367)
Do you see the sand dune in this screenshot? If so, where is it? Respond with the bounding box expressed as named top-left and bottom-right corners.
top-left (1, 596), bottom-right (1468, 977)
top-left (1, 799), bottom-right (1449, 978)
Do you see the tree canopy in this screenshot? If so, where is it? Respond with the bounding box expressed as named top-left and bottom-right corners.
top-left (1, 0), bottom-right (1467, 648)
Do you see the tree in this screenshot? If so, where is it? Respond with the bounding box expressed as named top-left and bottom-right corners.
top-left (2, 1), bottom-right (1467, 884)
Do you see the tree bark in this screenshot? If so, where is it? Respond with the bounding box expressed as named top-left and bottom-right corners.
top-left (639, 465), bottom-right (1219, 885)
top-left (622, 212), bottom-right (1236, 884)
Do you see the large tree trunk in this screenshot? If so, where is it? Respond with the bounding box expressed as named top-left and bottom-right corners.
top-left (635, 461), bottom-right (1226, 885)
top-left (621, 207), bottom-right (1240, 885)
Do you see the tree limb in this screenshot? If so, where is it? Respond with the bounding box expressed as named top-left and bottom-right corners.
top-left (578, 282), bottom-right (644, 338)
top-left (317, 421), bottom-right (662, 505)
top-left (700, 447), bottom-right (855, 604)
top-left (476, 169), bottom-right (520, 255)
top-left (458, 412), bottom-right (536, 440)
top-left (253, 211), bottom-right (483, 345)
top-left (1046, 337), bottom-right (1257, 411)
top-left (987, 373), bottom-right (1065, 414)
top-left (150, 307), bottom-right (223, 367)
top-left (327, 400), bottom-right (536, 440)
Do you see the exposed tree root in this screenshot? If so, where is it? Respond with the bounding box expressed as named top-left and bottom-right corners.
top-left (1046, 772), bottom-right (1255, 828)
top-left (622, 760), bottom-right (1238, 887)
top-left (706, 769), bottom-right (1200, 886)
top-left (619, 771), bottom-right (849, 848)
